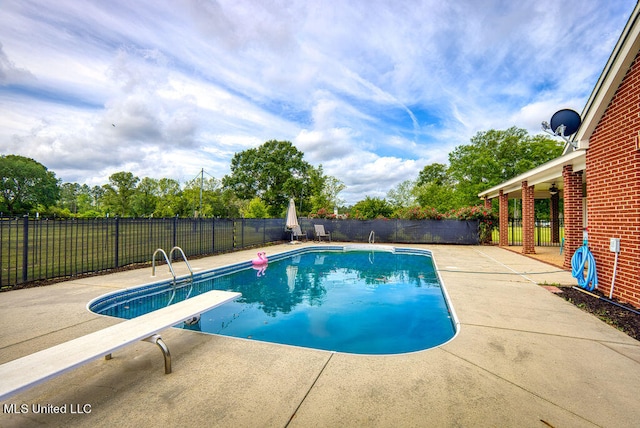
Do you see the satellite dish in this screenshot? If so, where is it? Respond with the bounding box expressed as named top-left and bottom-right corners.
top-left (550, 109), bottom-right (581, 136)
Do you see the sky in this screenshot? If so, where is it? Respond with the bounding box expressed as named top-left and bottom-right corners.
top-left (0, 0), bottom-right (637, 205)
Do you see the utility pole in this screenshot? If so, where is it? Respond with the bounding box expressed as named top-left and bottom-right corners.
top-left (199, 168), bottom-right (204, 216)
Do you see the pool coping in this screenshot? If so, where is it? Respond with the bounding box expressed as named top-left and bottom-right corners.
top-left (87, 244), bottom-right (461, 356)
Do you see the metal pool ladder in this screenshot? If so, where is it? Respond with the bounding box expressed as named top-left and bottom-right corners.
top-left (368, 231), bottom-right (375, 244)
top-left (152, 246), bottom-right (194, 284)
top-left (152, 248), bottom-right (176, 286)
top-left (169, 246), bottom-right (194, 283)
top-left (152, 247), bottom-right (195, 306)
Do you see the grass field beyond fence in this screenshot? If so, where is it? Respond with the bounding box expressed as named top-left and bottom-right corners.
top-left (491, 218), bottom-right (565, 246)
top-left (0, 217), bottom-right (285, 289)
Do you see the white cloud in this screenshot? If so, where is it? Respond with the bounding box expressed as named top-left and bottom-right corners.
top-left (0, 42), bottom-right (35, 85)
top-left (295, 128), bottom-right (356, 163)
top-left (322, 151), bottom-right (424, 204)
top-left (0, 0), bottom-right (636, 206)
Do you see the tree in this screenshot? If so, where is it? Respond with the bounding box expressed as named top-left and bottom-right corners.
top-left (132, 177), bottom-right (159, 217)
top-left (76, 184), bottom-right (98, 214)
top-left (59, 182), bottom-right (81, 214)
top-left (413, 182), bottom-right (459, 212)
top-left (413, 162), bottom-right (458, 211)
top-left (416, 163), bottom-right (449, 187)
top-left (448, 127), bottom-right (563, 206)
top-left (102, 171), bottom-right (139, 217)
top-left (56, 182), bottom-right (105, 217)
top-left (387, 180), bottom-right (416, 209)
top-left (351, 196), bottom-right (394, 219)
top-left (154, 178), bottom-right (183, 217)
top-left (0, 155), bottom-right (60, 215)
top-left (308, 165), bottom-right (345, 214)
top-left (242, 197), bottom-right (269, 218)
top-left (305, 165), bottom-right (326, 214)
top-left (217, 188), bottom-right (242, 218)
top-left (321, 175), bottom-right (346, 210)
top-left (222, 140), bottom-right (313, 217)
top-left (88, 185), bottom-right (105, 212)
top-left (182, 175), bottom-right (237, 217)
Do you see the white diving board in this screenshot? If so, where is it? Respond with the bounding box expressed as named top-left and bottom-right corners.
top-left (0, 290), bottom-right (241, 401)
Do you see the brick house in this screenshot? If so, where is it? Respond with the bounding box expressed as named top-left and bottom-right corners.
top-left (479, 3), bottom-right (640, 307)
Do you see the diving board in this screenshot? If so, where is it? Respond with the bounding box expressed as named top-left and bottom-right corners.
top-left (0, 290), bottom-right (241, 401)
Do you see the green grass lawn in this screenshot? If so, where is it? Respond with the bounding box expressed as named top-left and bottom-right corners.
top-left (1, 218), bottom-right (269, 288)
top-left (492, 225), bottom-right (564, 245)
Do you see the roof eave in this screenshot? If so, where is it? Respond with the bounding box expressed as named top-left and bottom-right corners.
top-left (478, 150), bottom-right (585, 199)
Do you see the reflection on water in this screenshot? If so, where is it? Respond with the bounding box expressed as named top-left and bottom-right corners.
top-left (252, 264), bottom-right (267, 277)
top-left (185, 251), bottom-right (441, 317)
top-left (95, 250), bottom-right (455, 354)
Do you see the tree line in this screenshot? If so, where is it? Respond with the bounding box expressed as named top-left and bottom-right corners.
top-left (0, 128), bottom-right (563, 219)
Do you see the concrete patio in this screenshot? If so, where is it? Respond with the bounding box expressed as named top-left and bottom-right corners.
top-left (1, 244), bottom-right (639, 427)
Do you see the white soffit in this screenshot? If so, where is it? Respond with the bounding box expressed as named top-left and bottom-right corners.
top-left (478, 150), bottom-right (585, 199)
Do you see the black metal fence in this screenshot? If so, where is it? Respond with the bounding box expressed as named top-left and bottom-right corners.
top-left (1, 216), bottom-right (479, 289)
top-left (491, 218), bottom-right (564, 246)
top-left (0, 217), bottom-right (286, 289)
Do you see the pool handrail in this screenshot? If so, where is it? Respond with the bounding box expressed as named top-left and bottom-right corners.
top-left (152, 248), bottom-right (177, 287)
top-left (169, 246), bottom-right (194, 283)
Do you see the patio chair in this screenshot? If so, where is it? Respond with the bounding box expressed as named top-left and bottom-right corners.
top-left (292, 225), bottom-right (307, 241)
top-left (314, 224), bottom-right (331, 242)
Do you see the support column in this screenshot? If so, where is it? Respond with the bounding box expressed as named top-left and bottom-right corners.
top-left (563, 165), bottom-right (583, 269)
top-left (550, 192), bottom-right (560, 244)
top-left (499, 190), bottom-right (509, 247)
top-left (522, 181), bottom-right (536, 254)
top-left (484, 197), bottom-right (492, 210)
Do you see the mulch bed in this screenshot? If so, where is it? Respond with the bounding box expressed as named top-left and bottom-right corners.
top-left (556, 286), bottom-right (640, 341)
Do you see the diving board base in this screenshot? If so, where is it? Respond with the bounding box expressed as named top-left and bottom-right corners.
top-left (0, 290), bottom-right (241, 401)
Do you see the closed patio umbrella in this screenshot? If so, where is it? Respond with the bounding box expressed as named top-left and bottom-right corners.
top-left (285, 198), bottom-right (299, 229)
top-left (286, 265), bottom-right (298, 292)
top-left (285, 198), bottom-right (299, 242)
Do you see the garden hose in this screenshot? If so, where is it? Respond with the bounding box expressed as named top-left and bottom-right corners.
top-left (571, 245), bottom-right (598, 291)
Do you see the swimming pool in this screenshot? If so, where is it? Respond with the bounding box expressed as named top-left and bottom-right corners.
top-left (89, 245), bottom-right (459, 355)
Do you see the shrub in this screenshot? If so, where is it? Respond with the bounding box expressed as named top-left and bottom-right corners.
top-left (446, 206), bottom-right (497, 243)
top-left (314, 203), bottom-right (496, 244)
top-left (309, 207), bottom-right (347, 219)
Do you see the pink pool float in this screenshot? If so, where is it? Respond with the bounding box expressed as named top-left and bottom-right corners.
top-left (252, 252), bottom-right (268, 265)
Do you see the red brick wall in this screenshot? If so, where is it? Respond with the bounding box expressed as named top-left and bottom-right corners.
top-left (563, 165), bottom-right (584, 270)
top-left (586, 51), bottom-right (640, 306)
top-left (522, 181), bottom-right (535, 254)
top-left (499, 190), bottom-right (509, 246)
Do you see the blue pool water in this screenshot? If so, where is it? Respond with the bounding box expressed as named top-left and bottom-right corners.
top-left (89, 246), bottom-right (458, 354)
